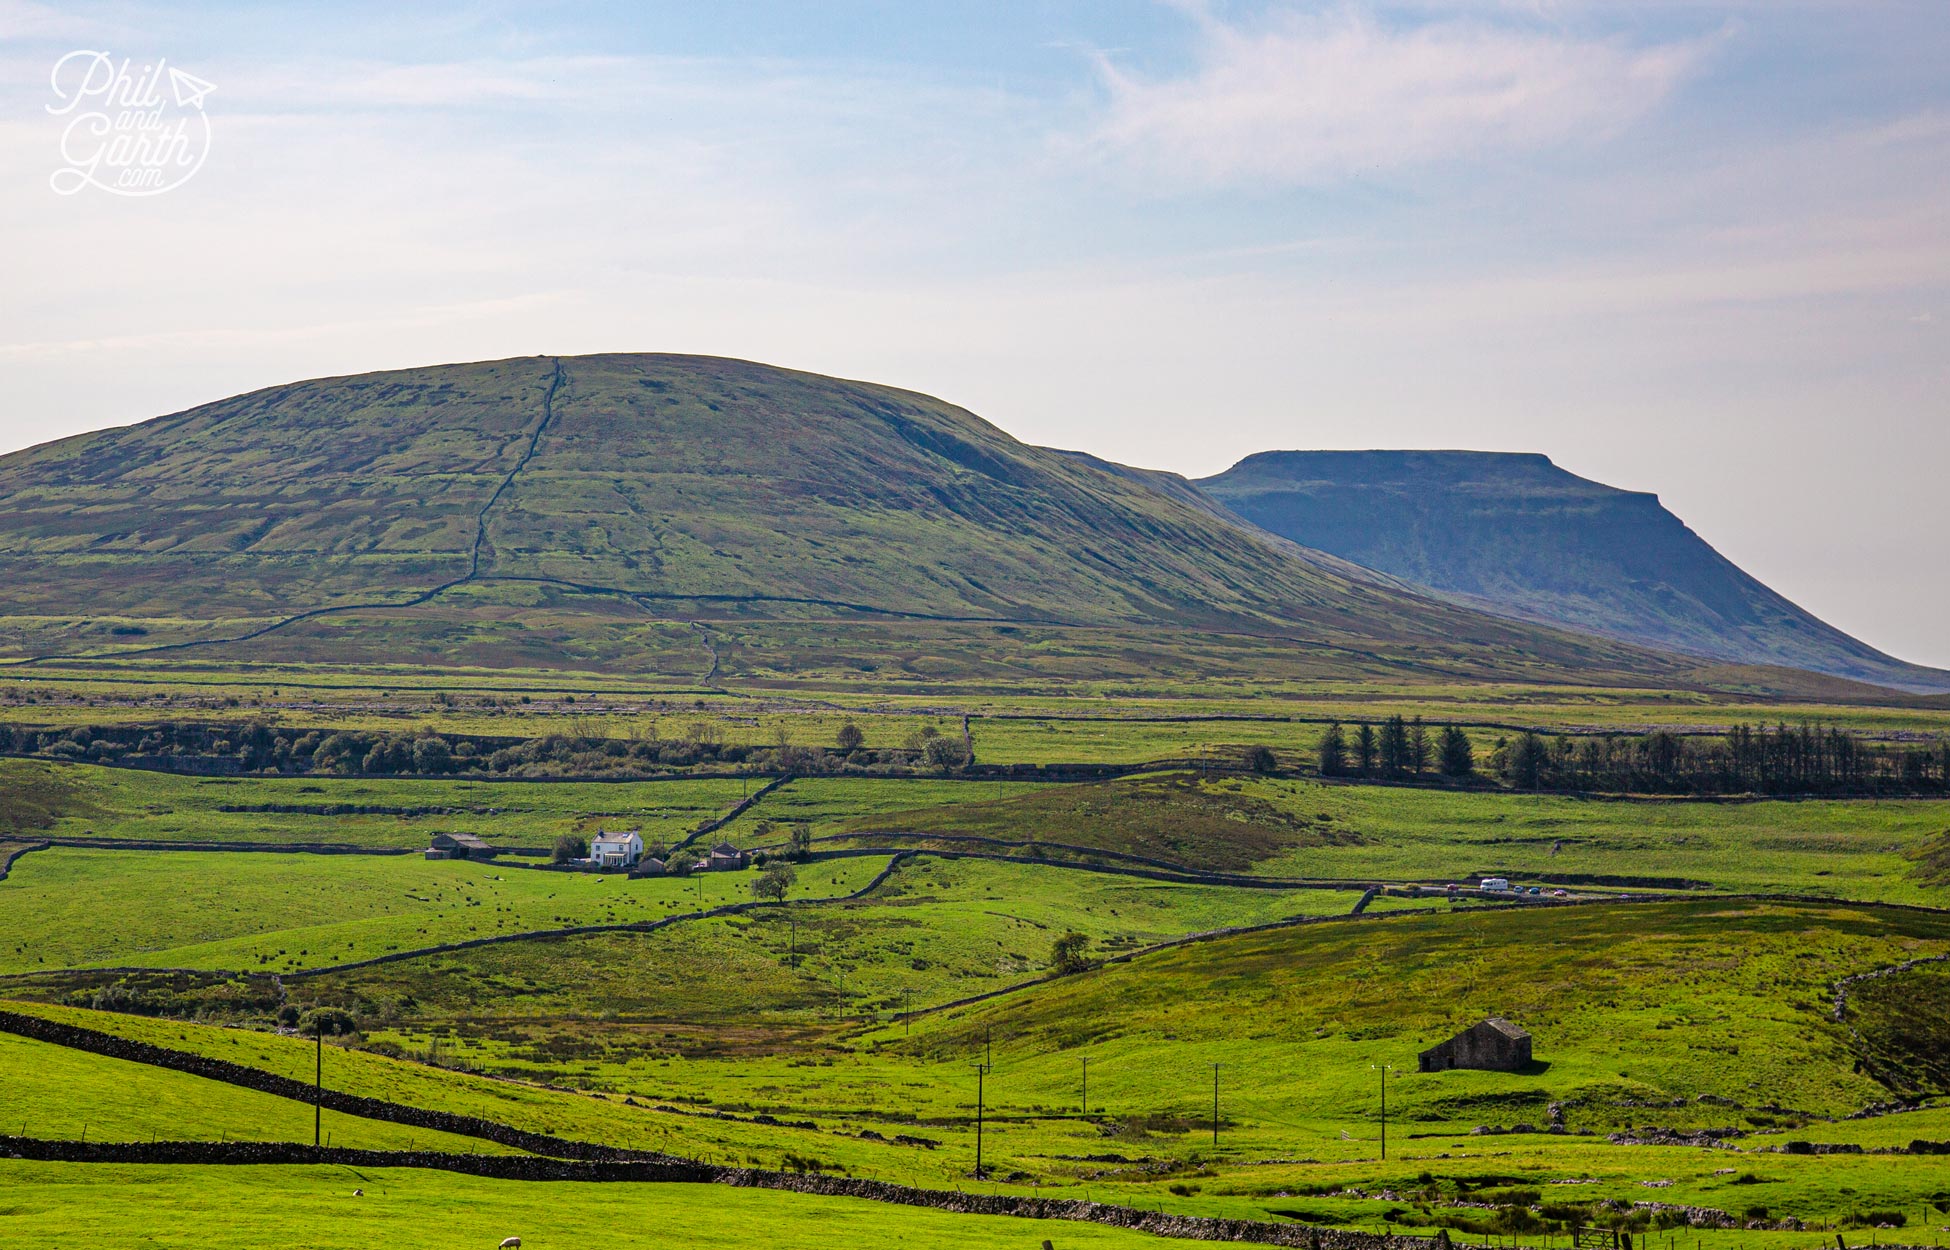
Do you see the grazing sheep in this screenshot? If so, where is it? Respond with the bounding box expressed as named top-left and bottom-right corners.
top-left (352, 1189), bottom-right (363, 1197)
top-left (499, 1239), bottom-right (521, 1249)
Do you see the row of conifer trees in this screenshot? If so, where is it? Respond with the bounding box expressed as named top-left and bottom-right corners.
top-left (1315, 716), bottom-right (1950, 795)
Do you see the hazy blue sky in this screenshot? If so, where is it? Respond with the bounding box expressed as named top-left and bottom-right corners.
top-left (3, 2), bottom-right (1945, 665)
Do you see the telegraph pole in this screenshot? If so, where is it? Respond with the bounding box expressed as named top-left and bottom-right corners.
top-left (1211, 1062), bottom-right (1220, 1147)
top-left (1372, 1063), bottom-right (1395, 1160)
top-left (971, 1061), bottom-right (990, 1179)
top-left (314, 1026), bottom-right (322, 1148)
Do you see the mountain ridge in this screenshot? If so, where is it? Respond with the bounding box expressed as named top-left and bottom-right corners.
top-left (1196, 449), bottom-right (1950, 694)
top-left (0, 355), bottom-right (1922, 695)
top-left (0, 354), bottom-right (1681, 686)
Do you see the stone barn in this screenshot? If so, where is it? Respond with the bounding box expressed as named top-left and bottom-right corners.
top-left (424, 832), bottom-right (497, 862)
top-left (1418, 1018), bottom-right (1532, 1072)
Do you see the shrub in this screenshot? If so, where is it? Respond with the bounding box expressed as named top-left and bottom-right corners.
top-left (552, 833), bottom-right (588, 864)
top-left (297, 1007), bottom-right (358, 1036)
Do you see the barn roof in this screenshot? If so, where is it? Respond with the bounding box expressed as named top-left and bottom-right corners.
top-left (1482, 1017), bottom-right (1530, 1040)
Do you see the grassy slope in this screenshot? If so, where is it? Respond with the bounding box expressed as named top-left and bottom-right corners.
top-left (0, 1162), bottom-right (1189, 1250)
top-left (0, 354), bottom-right (1690, 687)
top-left (9, 898), bottom-right (1950, 1233)
top-left (0, 1032), bottom-right (512, 1152)
top-left (823, 772), bottom-right (1950, 904)
top-left (0, 848), bottom-right (892, 975)
top-left (1198, 450), bottom-right (1949, 693)
top-left (0, 758), bottom-right (751, 848)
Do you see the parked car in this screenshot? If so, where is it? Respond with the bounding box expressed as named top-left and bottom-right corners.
top-left (1550, 888), bottom-right (1569, 898)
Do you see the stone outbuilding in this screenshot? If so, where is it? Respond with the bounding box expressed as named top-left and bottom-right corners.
top-left (424, 832), bottom-right (497, 861)
top-left (1418, 1018), bottom-right (1532, 1073)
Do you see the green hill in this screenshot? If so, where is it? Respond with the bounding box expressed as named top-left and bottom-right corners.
top-left (1199, 450), bottom-right (1950, 693)
top-left (0, 355), bottom-right (1699, 686)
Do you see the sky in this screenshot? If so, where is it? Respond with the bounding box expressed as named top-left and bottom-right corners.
top-left (2, 1), bottom-right (1946, 666)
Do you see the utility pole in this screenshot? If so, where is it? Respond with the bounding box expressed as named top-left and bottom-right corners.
top-left (1372, 1063), bottom-right (1395, 1160)
top-left (971, 1061), bottom-right (990, 1180)
top-left (1211, 1062), bottom-right (1220, 1147)
top-left (314, 1026), bottom-right (322, 1148)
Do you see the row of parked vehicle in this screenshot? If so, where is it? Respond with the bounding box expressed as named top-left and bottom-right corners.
top-left (1462, 877), bottom-right (1569, 898)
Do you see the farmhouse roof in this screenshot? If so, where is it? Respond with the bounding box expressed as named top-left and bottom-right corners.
top-left (1483, 1017), bottom-right (1530, 1040)
top-left (711, 841), bottom-right (742, 856)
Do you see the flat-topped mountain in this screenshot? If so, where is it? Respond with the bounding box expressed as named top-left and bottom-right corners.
top-left (1198, 450), bottom-right (1949, 693)
top-left (0, 355), bottom-right (1679, 685)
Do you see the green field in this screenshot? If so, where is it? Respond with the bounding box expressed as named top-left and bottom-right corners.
top-left (0, 846), bottom-right (892, 975)
top-left (6, 738), bottom-right (1950, 1246)
top-left (0, 758), bottom-right (753, 848)
top-left (0, 1162), bottom-right (1195, 1250)
top-left (0, 1031), bottom-right (512, 1153)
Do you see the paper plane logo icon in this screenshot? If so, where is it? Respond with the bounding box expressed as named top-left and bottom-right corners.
top-left (168, 66), bottom-right (216, 109)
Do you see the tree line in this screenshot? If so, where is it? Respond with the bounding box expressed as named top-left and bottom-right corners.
top-left (1315, 715), bottom-right (1950, 795)
top-left (1317, 715), bottom-right (1477, 781)
top-left (1, 719), bottom-right (968, 779)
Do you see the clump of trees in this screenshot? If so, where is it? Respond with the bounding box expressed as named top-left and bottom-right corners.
top-left (1491, 722), bottom-right (1950, 796)
top-left (1, 719), bottom-right (962, 780)
top-left (1319, 716), bottom-right (1463, 779)
top-left (1316, 717), bottom-right (1946, 796)
top-left (552, 834), bottom-right (588, 864)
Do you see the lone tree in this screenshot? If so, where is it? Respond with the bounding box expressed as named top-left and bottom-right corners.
top-left (923, 734), bottom-right (967, 772)
top-left (1438, 725), bottom-right (1475, 778)
top-left (1379, 715), bottom-right (1409, 773)
top-left (752, 860), bottom-right (796, 904)
top-left (552, 833), bottom-right (588, 864)
top-left (1051, 931), bottom-right (1091, 974)
top-left (1504, 732), bottom-right (1547, 790)
top-left (1247, 745), bottom-right (1277, 774)
top-left (835, 721), bottom-right (865, 752)
top-left (1355, 724), bottom-right (1378, 776)
top-left (1318, 722), bottom-right (1348, 776)
top-left (788, 823), bottom-right (814, 861)
top-left (1407, 717), bottom-right (1431, 775)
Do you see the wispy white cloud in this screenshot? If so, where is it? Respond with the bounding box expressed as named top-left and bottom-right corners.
top-left (1081, 7), bottom-right (1709, 186)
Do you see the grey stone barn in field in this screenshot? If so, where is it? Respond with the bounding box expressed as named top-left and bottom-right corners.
top-left (1418, 1018), bottom-right (1532, 1072)
top-left (424, 832), bottom-right (497, 862)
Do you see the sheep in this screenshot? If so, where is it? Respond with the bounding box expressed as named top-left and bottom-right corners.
top-left (499, 1239), bottom-right (521, 1249)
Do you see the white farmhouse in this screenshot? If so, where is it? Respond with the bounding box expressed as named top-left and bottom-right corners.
top-left (589, 829), bottom-right (644, 869)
